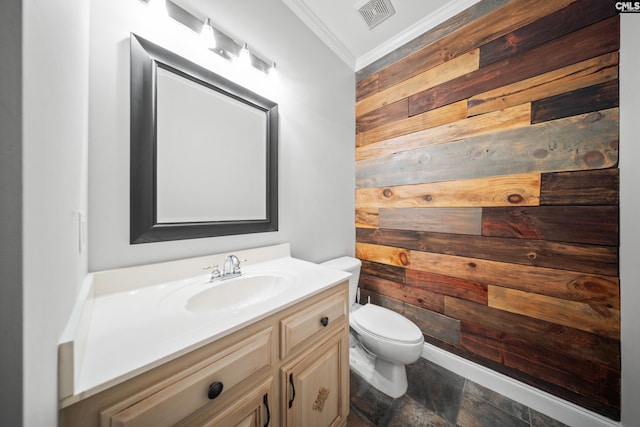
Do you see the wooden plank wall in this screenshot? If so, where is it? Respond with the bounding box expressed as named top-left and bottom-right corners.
top-left (354, 0), bottom-right (620, 419)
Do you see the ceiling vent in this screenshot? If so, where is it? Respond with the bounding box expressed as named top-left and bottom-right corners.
top-left (355, 0), bottom-right (396, 30)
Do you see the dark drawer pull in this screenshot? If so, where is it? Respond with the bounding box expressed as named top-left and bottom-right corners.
top-left (288, 373), bottom-right (296, 408)
top-left (263, 393), bottom-right (271, 427)
top-left (320, 316), bottom-right (329, 327)
top-left (207, 381), bottom-right (224, 399)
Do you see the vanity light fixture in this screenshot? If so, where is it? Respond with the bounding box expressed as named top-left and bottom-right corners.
top-left (199, 18), bottom-right (216, 49)
top-left (141, 0), bottom-right (276, 77)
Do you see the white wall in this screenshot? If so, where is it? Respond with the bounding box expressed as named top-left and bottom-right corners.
top-left (22, 0), bottom-right (90, 425)
top-left (619, 14), bottom-right (640, 427)
top-left (88, 0), bottom-right (355, 272)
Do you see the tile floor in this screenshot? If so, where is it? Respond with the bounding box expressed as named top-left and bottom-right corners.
top-left (347, 357), bottom-right (569, 427)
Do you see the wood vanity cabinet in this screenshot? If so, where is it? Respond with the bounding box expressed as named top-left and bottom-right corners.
top-left (60, 281), bottom-right (349, 427)
top-left (280, 290), bottom-right (349, 427)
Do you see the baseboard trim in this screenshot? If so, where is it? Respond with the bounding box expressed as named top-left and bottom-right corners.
top-left (421, 343), bottom-right (619, 427)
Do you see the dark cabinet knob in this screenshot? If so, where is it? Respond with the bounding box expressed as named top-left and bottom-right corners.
top-left (207, 381), bottom-right (224, 399)
top-left (320, 316), bottom-right (329, 327)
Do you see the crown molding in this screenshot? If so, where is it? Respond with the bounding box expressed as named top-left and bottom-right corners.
top-left (282, 0), bottom-right (481, 71)
top-left (281, 0), bottom-right (356, 69)
top-left (355, 0), bottom-right (482, 70)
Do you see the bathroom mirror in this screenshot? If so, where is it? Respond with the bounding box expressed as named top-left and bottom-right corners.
top-left (130, 33), bottom-right (278, 244)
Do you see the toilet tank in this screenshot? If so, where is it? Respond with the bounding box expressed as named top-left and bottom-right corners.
top-left (321, 256), bottom-right (361, 305)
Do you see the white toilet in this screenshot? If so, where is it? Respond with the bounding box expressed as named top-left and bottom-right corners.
top-left (321, 256), bottom-right (424, 398)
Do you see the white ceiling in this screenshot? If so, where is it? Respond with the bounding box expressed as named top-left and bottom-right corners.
top-left (282, 0), bottom-right (482, 71)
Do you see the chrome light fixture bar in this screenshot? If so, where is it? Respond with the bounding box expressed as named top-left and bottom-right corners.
top-left (142, 0), bottom-right (276, 74)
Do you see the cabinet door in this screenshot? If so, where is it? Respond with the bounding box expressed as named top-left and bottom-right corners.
top-left (282, 333), bottom-right (346, 427)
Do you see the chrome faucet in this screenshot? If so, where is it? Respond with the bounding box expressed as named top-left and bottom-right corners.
top-left (208, 255), bottom-right (243, 282)
top-left (223, 255), bottom-right (241, 276)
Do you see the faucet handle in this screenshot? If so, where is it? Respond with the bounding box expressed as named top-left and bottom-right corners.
top-left (203, 265), bottom-right (220, 281)
top-left (209, 264), bottom-right (221, 281)
top-left (234, 257), bottom-right (248, 274)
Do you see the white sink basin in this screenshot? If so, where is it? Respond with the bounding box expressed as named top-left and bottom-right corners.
top-left (185, 273), bottom-right (290, 313)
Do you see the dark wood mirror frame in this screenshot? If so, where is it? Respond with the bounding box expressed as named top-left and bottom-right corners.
top-left (129, 33), bottom-right (278, 244)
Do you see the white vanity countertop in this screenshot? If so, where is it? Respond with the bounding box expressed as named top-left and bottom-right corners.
top-left (58, 244), bottom-right (350, 407)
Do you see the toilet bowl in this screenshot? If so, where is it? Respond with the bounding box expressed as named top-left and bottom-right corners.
top-left (321, 256), bottom-right (424, 398)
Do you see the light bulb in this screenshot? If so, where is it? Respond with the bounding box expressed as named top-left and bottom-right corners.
top-left (269, 62), bottom-right (278, 78)
top-left (200, 18), bottom-right (216, 49)
top-left (238, 43), bottom-right (251, 68)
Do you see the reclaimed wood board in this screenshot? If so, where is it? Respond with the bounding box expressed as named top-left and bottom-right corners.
top-left (488, 285), bottom-right (620, 339)
top-left (356, 242), bottom-right (410, 267)
top-left (408, 16), bottom-right (619, 116)
top-left (356, 173), bottom-right (541, 209)
top-left (355, 208), bottom-right (379, 229)
top-left (360, 260), bottom-right (406, 284)
top-left (478, 0), bottom-right (616, 67)
top-left (356, 73), bottom-right (378, 102)
top-left (531, 80), bottom-right (619, 123)
top-left (468, 52), bottom-right (619, 116)
top-left (359, 273), bottom-right (444, 313)
top-left (376, 0), bottom-right (575, 91)
top-left (356, 109), bottom-right (619, 189)
top-left (356, 103), bottom-right (531, 161)
top-left (410, 251), bottom-right (619, 308)
top-left (356, 50), bottom-right (479, 118)
top-left (444, 296), bottom-right (620, 370)
top-left (406, 269), bottom-right (488, 305)
top-left (357, 101), bottom-right (467, 147)
top-left (379, 208), bottom-right (483, 234)
top-left (356, 99), bottom-right (407, 134)
top-left (356, 228), bottom-right (618, 277)
top-left (540, 168), bottom-right (619, 206)
top-left (481, 205), bottom-right (619, 246)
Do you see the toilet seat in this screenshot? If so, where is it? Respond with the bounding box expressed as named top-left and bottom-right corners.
top-left (351, 304), bottom-right (423, 344)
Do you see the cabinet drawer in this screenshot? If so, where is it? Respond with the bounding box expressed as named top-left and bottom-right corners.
top-left (280, 289), bottom-right (347, 359)
top-left (105, 328), bottom-right (272, 427)
top-left (178, 377), bottom-right (273, 427)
